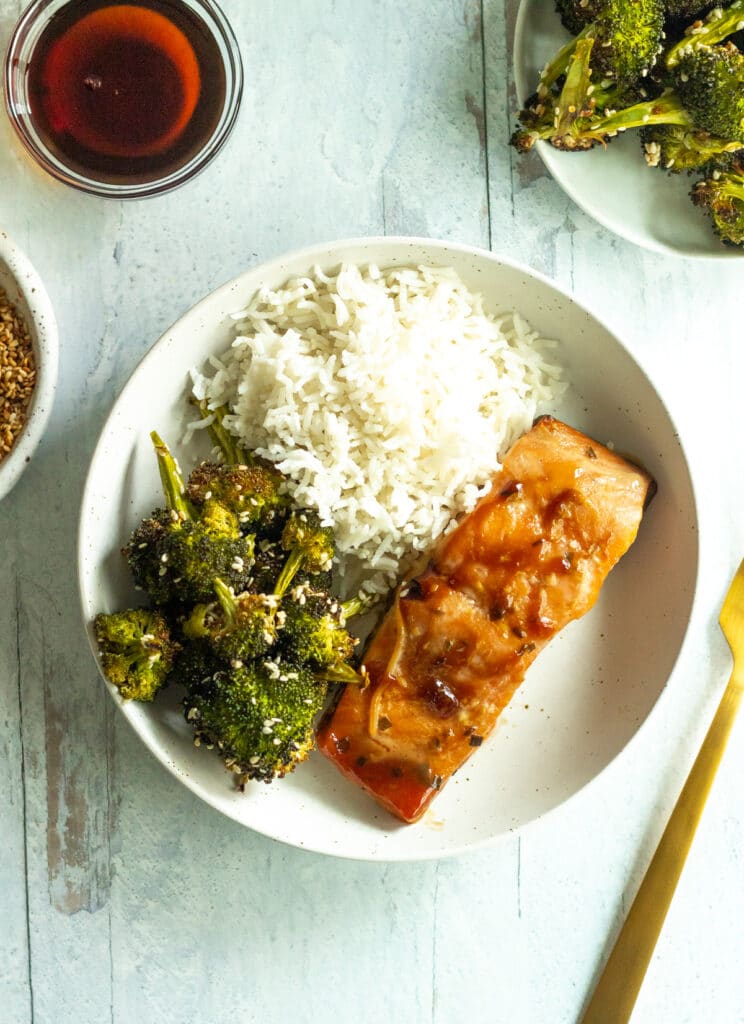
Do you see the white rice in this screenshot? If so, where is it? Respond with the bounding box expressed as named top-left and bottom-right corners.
top-left (190, 263), bottom-right (566, 597)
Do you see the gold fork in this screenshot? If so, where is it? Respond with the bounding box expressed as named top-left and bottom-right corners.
top-left (581, 559), bottom-right (744, 1024)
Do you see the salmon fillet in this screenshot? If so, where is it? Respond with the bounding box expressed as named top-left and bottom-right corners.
top-left (316, 417), bottom-right (655, 823)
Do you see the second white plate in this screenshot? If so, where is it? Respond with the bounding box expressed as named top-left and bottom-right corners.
top-left (513, 0), bottom-right (742, 260)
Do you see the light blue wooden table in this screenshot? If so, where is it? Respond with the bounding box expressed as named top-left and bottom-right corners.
top-left (1, 2), bottom-right (743, 1021)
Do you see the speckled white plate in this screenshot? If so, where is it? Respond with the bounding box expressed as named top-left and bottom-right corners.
top-left (0, 230), bottom-right (58, 501)
top-left (514, 0), bottom-right (742, 259)
top-left (78, 237), bottom-right (698, 860)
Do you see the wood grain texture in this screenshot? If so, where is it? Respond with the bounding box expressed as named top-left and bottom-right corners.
top-left (1, 1), bottom-right (743, 1022)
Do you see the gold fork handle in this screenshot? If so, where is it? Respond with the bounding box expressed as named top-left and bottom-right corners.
top-left (581, 668), bottom-right (744, 1024)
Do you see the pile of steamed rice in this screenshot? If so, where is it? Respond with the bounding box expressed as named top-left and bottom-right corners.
top-left (190, 263), bottom-right (565, 598)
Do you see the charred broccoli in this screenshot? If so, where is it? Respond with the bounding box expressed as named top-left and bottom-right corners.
top-left (278, 592), bottom-right (363, 681)
top-left (99, 420), bottom-right (364, 790)
top-left (692, 162), bottom-right (744, 244)
top-left (126, 432), bottom-right (256, 605)
top-left (186, 402), bottom-right (288, 534)
top-left (169, 637), bottom-right (223, 698)
top-left (184, 661), bottom-right (328, 782)
top-left (248, 540), bottom-right (286, 593)
top-left (514, 5), bottom-right (664, 155)
top-left (539, 0), bottom-right (664, 92)
top-left (666, 1), bottom-right (744, 65)
top-left (274, 510), bottom-right (336, 597)
top-left (183, 578), bottom-right (278, 663)
top-left (513, 0), bottom-right (744, 247)
top-left (640, 123), bottom-right (743, 173)
top-left (94, 608), bottom-right (178, 701)
top-left (519, 42), bottom-right (744, 152)
top-left (556, 0), bottom-right (604, 36)
top-left (635, 45), bottom-right (744, 142)
top-left (186, 460), bottom-right (287, 533)
top-left (665, 1), bottom-right (716, 20)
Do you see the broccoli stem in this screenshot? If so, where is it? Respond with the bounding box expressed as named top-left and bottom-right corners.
top-left (274, 549), bottom-right (303, 598)
top-left (514, 38), bottom-right (608, 150)
top-left (213, 577), bottom-right (238, 628)
top-left (196, 400), bottom-right (250, 466)
top-left (541, 38), bottom-right (692, 148)
top-left (549, 89), bottom-right (693, 149)
top-left (588, 91), bottom-right (692, 137)
top-left (720, 174), bottom-right (744, 202)
top-left (554, 37), bottom-right (596, 136)
top-left (319, 661), bottom-right (365, 685)
top-left (340, 597), bottom-right (365, 621)
top-left (110, 632), bottom-right (164, 673)
top-left (540, 24), bottom-right (592, 89)
top-left (151, 431), bottom-right (194, 518)
top-left (123, 641), bottom-right (155, 666)
top-left (666, 1), bottom-right (744, 67)
top-left (182, 606), bottom-right (211, 640)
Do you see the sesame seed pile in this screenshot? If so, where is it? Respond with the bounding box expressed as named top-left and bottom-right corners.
top-left (0, 287), bottom-right (36, 461)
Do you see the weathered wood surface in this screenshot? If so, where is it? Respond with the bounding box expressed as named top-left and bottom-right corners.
top-left (1, 1), bottom-right (743, 1021)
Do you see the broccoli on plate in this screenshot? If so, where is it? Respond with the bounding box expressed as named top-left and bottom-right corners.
top-left (94, 608), bottom-right (178, 702)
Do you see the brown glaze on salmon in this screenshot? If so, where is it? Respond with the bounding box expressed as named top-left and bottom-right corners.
top-left (317, 418), bottom-right (654, 823)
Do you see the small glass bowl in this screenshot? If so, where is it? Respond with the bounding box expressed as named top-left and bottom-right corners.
top-left (3, 0), bottom-right (243, 199)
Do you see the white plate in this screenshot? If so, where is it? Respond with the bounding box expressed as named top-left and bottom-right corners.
top-left (78, 236), bottom-right (698, 860)
top-left (513, 0), bottom-right (742, 260)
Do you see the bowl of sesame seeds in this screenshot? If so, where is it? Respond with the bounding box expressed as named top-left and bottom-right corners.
top-left (0, 231), bottom-right (58, 501)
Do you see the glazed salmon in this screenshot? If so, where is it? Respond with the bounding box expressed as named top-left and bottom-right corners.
top-left (317, 417), bottom-right (655, 823)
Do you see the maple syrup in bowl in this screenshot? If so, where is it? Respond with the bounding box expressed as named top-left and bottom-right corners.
top-left (4, 0), bottom-right (242, 198)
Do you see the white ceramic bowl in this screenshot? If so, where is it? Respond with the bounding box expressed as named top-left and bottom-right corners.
top-left (78, 237), bottom-right (699, 860)
top-left (513, 0), bottom-right (743, 260)
top-left (0, 231), bottom-right (58, 501)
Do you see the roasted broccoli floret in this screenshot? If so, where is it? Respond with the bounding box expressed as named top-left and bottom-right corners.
top-left (556, 0), bottom-right (604, 35)
top-left (520, 42), bottom-right (744, 152)
top-left (186, 461), bottom-right (287, 533)
top-left (125, 432), bottom-right (255, 605)
top-left (127, 512), bottom-right (255, 605)
top-left (516, 1), bottom-right (662, 147)
top-left (98, 413), bottom-right (356, 789)
top-left (94, 608), bottom-right (178, 701)
top-left (277, 592), bottom-right (362, 681)
top-left (184, 662), bottom-right (328, 782)
top-left (640, 123), bottom-right (744, 172)
top-left (247, 540), bottom-right (285, 593)
top-left (169, 637), bottom-right (223, 699)
top-left (226, 534), bottom-right (329, 597)
top-left (665, 1), bottom-right (716, 20)
top-left (100, 414), bottom-right (358, 786)
top-left (186, 402), bottom-right (288, 534)
top-left (274, 511), bottom-right (336, 597)
top-left (652, 45), bottom-right (744, 140)
top-left (691, 163), bottom-right (744, 244)
top-left (183, 578), bottom-right (278, 664)
top-left (666, 1), bottom-right (744, 66)
top-left (539, 0), bottom-right (664, 91)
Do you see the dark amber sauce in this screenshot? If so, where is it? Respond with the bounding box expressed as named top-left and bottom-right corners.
top-left (27, 0), bottom-right (226, 183)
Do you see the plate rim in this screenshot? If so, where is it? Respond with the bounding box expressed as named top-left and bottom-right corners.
top-left (77, 234), bottom-right (701, 860)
